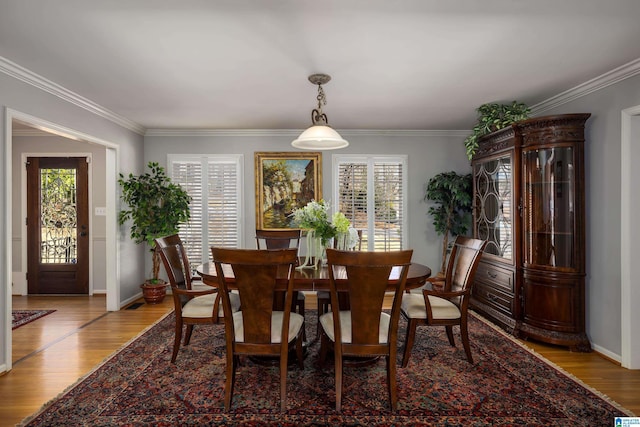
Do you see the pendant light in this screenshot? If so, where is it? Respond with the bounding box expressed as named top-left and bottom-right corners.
top-left (292, 73), bottom-right (349, 150)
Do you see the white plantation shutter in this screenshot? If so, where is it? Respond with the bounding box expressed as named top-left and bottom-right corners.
top-left (334, 155), bottom-right (407, 251)
top-left (168, 155), bottom-right (243, 266)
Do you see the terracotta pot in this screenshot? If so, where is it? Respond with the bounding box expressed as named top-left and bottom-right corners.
top-left (140, 281), bottom-right (168, 304)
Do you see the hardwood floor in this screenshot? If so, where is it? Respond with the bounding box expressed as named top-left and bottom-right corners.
top-left (2, 295), bottom-right (638, 426)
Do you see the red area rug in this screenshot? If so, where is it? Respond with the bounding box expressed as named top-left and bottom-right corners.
top-left (19, 311), bottom-right (633, 426)
top-left (12, 310), bottom-right (55, 330)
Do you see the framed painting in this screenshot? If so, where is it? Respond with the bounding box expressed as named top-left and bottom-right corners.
top-left (255, 151), bottom-right (322, 230)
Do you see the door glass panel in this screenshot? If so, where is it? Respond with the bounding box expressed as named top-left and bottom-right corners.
top-left (40, 168), bottom-right (77, 264)
top-left (474, 155), bottom-right (513, 260)
top-left (522, 147), bottom-right (575, 268)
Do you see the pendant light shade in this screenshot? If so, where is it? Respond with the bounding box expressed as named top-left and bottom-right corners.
top-left (291, 125), bottom-right (349, 150)
top-left (292, 73), bottom-right (349, 150)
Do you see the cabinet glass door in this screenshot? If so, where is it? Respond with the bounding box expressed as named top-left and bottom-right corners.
top-left (522, 147), bottom-right (575, 269)
top-left (474, 155), bottom-right (513, 260)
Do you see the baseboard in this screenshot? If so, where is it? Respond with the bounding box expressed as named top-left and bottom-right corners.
top-left (119, 292), bottom-right (143, 310)
top-left (592, 343), bottom-right (622, 365)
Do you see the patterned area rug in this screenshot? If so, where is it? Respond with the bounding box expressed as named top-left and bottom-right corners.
top-left (19, 310), bottom-right (633, 426)
top-left (12, 310), bottom-right (55, 330)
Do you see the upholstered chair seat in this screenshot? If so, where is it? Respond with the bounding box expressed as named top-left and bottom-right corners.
top-left (319, 311), bottom-right (391, 344)
top-left (182, 292), bottom-right (241, 318)
top-left (232, 311), bottom-right (304, 343)
top-left (401, 293), bottom-right (461, 320)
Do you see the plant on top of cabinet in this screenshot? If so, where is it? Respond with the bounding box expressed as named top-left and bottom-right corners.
top-left (464, 101), bottom-right (531, 159)
top-left (424, 171), bottom-right (473, 275)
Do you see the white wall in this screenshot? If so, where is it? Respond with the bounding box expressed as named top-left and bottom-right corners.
top-left (144, 131), bottom-right (472, 278)
top-left (0, 71), bottom-right (145, 371)
top-left (541, 73), bottom-right (640, 359)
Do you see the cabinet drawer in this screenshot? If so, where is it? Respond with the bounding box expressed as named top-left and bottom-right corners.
top-left (475, 262), bottom-right (514, 293)
top-left (473, 282), bottom-right (514, 316)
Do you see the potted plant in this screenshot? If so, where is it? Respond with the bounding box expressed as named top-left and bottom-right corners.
top-left (424, 171), bottom-right (473, 276)
top-left (118, 161), bottom-right (191, 303)
top-left (464, 101), bottom-right (530, 159)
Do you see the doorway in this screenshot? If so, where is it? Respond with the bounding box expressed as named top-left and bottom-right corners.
top-left (26, 157), bottom-right (90, 294)
top-left (621, 106), bottom-right (640, 369)
top-left (5, 109), bottom-right (121, 372)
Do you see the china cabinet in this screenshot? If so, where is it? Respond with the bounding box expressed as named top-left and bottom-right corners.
top-left (471, 114), bottom-right (591, 351)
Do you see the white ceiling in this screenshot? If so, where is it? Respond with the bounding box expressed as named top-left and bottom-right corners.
top-left (2, 0), bottom-right (640, 132)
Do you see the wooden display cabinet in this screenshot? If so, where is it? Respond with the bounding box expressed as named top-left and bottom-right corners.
top-left (471, 114), bottom-right (591, 351)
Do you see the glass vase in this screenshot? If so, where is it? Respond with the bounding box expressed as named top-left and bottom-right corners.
top-left (297, 229), bottom-right (325, 269)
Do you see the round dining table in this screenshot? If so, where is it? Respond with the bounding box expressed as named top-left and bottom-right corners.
top-left (196, 260), bottom-right (432, 291)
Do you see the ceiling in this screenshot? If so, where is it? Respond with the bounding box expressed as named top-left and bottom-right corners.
top-left (2, 0), bottom-right (640, 133)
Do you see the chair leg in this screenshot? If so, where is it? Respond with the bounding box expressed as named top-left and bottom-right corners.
top-left (224, 350), bottom-right (237, 411)
top-left (460, 317), bottom-right (474, 364)
top-left (171, 318), bottom-right (183, 364)
top-left (280, 346), bottom-right (288, 412)
top-left (184, 324), bottom-right (194, 345)
top-left (297, 295), bottom-right (306, 342)
top-left (335, 352), bottom-right (343, 412)
top-left (445, 325), bottom-right (455, 346)
top-left (296, 331), bottom-right (304, 369)
top-left (316, 303), bottom-right (329, 339)
top-left (319, 331), bottom-right (330, 365)
top-left (401, 318), bottom-right (417, 368)
top-left (388, 354), bottom-right (398, 411)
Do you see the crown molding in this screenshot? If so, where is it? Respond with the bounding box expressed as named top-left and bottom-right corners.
top-left (144, 128), bottom-right (470, 138)
top-left (12, 129), bottom-right (51, 137)
top-left (0, 56), bottom-right (146, 135)
top-left (4, 53), bottom-right (640, 136)
top-left (531, 57), bottom-right (640, 114)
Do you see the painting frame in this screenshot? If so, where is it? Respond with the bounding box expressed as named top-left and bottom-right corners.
top-left (255, 151), bottom-right (322, 230)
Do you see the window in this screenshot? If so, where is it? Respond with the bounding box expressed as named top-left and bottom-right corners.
top-left (168, 155), bottom-right (243, 266)
top-left (333, 155), bottom-right (407, 251)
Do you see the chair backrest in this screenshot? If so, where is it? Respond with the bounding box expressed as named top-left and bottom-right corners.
top-left (256, 229), bottom-right (302, 250)
top-left (155, 234), bottom-right (192, 290)
top-left (443, 236), bottom-right (487, 303)
top-left (325, 248), bottom-right (413, 347)
top-left (211, 247), bottom-right (298, 344)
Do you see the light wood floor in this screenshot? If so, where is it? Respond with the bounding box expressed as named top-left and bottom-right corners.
top-left (2, 295), bottom-right (638, 426)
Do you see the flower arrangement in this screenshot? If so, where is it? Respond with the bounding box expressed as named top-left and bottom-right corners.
top-left (291, 200), bottom-right (336, 245)
top-left (291, 200), bottom-right (360, 268)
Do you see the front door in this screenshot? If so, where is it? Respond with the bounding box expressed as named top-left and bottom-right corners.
top-left (27, 157), bottom-right (89, 294)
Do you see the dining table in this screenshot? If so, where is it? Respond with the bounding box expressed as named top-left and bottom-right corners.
top-left (197, 258), bottom-right (432, 365)
top-left (196, 259), bottom-right (432, 292)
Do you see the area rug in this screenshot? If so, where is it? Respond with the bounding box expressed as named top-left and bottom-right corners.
top-left (12, 310), bottom-right (55, 330)
top-left (20, 310), bottom-right (633, 426)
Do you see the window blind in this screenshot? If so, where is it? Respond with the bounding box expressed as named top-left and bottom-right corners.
top-left (168, 155), bottom-right (243, 266)
top-left (334, 156), bottom-right (407, 251)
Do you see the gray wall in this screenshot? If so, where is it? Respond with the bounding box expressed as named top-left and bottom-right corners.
top-left (0, 71), bottom-right (145, 370)
top-left (11, 134), bottom-right (108, 293)
top-left (541, 73), bottom-right (640, 357)
top-left (144, 131), bottom-right (471, 274)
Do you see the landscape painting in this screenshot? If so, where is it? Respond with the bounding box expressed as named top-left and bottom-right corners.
top-left (255, 151), bottom-right (322, 230)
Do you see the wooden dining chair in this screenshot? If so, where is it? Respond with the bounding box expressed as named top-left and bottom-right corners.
top-left (155, 234), bottom-right (241, 363)
top-left (316, 229), bottom-right (362, 338)
top-left (255, 229), bottom-right (302, 250)
top-left (400, 236), bottom-right (487, 367)
top-left (211, 247), bottom-right (305, 412)
top-left (318, 248), bottom-right (413, 412)
top-left (256, 228), bottom-right (306, 339)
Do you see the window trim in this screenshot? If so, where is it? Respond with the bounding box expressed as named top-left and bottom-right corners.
top-left (167, 154), bottom-right (244, 263)
top-left (332, 154), bottom-right (408, 250)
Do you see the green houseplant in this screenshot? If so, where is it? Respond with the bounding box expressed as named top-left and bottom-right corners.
top-left (118, 161), bottom-right (191, 303)
top-left (464, 101), bottom-right (531, 159)
top-left (424, 171), bottom-right (473, 275)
